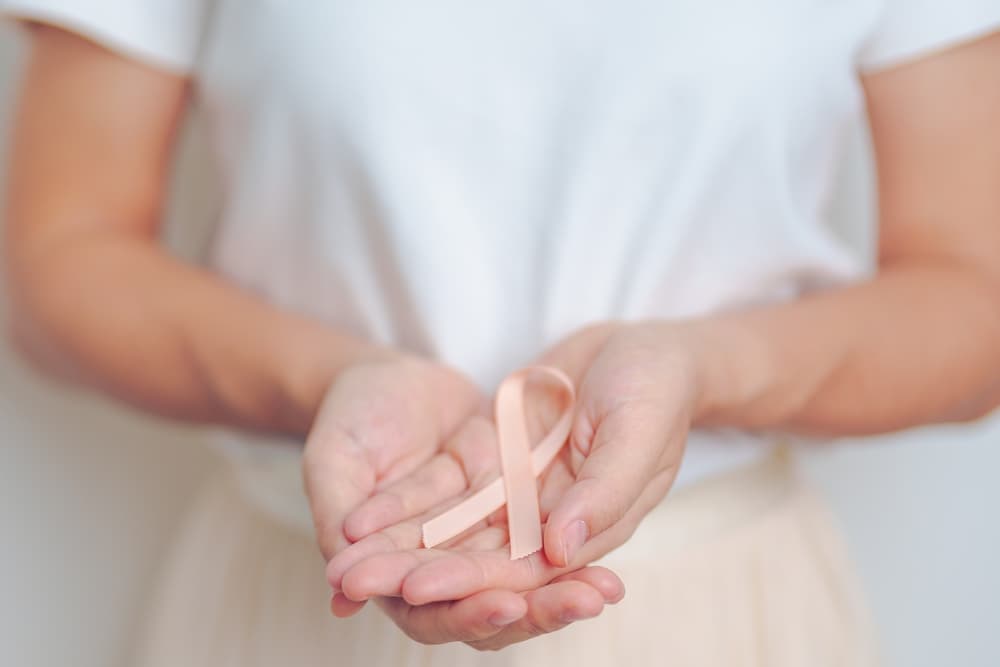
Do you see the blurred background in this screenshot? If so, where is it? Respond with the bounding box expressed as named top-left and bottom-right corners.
top-left (1, 20), bottom-right (998, 667)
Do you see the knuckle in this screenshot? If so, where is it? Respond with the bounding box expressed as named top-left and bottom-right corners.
top-left (601, 486), bottom-right (632, 523)
top-left (457, 552), bottom-right (491, 591)
top-left (518, 554), bottom-right (544, 585)
top-left (378, 524), bottom-right (409, 553)
top-left (575, 478), bottom-right (629, 529)
top-left (520, 612), bottom-right (555, 637)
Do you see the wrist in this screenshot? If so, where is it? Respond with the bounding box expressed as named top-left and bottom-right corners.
top-left (272, 315), bottom-right (399, 436)
top-left (658, 316), bottom-right (777, 428)
top-left (539, 320), bottom-right (625, 382)
top-left (547, 318), bottom-right (717, 421)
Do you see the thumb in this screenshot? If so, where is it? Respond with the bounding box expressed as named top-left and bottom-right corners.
top-left (542, 393), bottom-right (668, 568)
top-left (303, 411), bottom-right (378, 561)
top-left (307, 432), bottom-right (375, 618)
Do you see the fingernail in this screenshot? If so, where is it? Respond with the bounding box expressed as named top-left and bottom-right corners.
top-left (488, 610), bottom-right (523, 627)
top-left (562, 520), bottom-right (589, 565)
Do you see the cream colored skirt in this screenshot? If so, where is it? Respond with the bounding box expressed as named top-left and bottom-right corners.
top-left (134, 450), bottom-right (880, 666)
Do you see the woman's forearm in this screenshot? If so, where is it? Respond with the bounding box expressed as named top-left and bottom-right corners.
top-left (683, 35), bottom-right (1000, 438)
top-left (2, 26), bottom-right (390, 438)
top-left (685, 262), bottom-right (1000, 436)
top-left (7, 231), bottom-right (386, 437)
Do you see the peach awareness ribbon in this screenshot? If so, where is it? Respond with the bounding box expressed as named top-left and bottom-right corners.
top-left (421, 366), bottom-right (575, 560)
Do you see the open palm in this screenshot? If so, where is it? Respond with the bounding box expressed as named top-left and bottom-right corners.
top-left (327, 322), bottom-right (692, 643)
top-left (305, 355), bottom-right (623, 648)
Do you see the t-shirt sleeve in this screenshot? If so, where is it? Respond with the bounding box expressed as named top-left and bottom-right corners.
top-left (859, 0), bottom-right (1000, 72)
top-left (0, 0), bottom-right (210, 74)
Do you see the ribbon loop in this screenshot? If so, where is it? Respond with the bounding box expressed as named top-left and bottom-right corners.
top-left (421, 366), bottom-right (575, 559)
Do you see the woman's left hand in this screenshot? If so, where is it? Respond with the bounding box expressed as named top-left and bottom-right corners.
top-left (533, 321), bottom-right (701, 568)
top-left (328, 321), bottom-right (703, 614)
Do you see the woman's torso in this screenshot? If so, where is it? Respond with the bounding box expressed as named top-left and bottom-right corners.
top-left (195, 0), bottom-right (880, 524)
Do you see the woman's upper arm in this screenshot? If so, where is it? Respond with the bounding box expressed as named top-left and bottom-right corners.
top-left (3, 24), bottom-right (189, 280)
top-left (862, 31), bottom-right (1000, 281)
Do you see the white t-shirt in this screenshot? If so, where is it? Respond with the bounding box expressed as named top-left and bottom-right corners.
top-left (5, 0), bottom-right (1000, 532)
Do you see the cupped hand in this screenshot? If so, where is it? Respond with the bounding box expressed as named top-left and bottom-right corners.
top-left (304, 353), bottom-right (622, 647)
top-left (329, 321), bottom-right (700, 608)
top-left (304, 354), bottom-right (483, 563)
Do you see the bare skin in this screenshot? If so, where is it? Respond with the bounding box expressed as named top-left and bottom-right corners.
top-left (327, 32), bottom-right (1000, 649)
top-left (5, 21), bottom-right (1000, 651)
top-left (3, 25), bottom-right (619, 647)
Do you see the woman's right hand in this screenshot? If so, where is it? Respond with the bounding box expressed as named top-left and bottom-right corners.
top-left (304, 353), bottom-right (484, 564)
top-left (304, 354), bottom-right (623, 648)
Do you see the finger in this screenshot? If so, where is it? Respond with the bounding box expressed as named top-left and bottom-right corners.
top-left (328, 490), bottom-right (497, 592)
top-left (303, 425), bottom-right (377, 559)
top-left (343, 416), bottom-right (500, 541)
top-left (537, 456), bottom-right (575, 518)
top-left (551, 566), bottom-right (626, 604)
top-left (466, 580), bottom-right (605, 651)
top-left (341, 549), bottom-right (445, 601)
top-left (327, 521), bottom-right (425, 593)
top-left (398, 549), bottom-right (567, 605)
top-left (330, 593), bottom-right (367, 618)
top-left (543, 393), bottom-right (681, 568)
top-left (378, 589), bottom-right (527, 645)
top-left (387, 471), bottom-right (668, 606)
top-left (332, 515), bottom-right (505, 598)
top-left (343, 454), bottom-right (465, 542)
top-left (451, 523), bottom-right (509, 551)
top-left (337, 537), bottom-right (620, 604)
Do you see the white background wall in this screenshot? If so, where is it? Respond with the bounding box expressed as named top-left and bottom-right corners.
top-left (2, 21), bottom-right (998, 667)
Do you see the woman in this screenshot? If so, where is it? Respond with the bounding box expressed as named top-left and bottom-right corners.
top-left (3, 0), bottom-right (999, 665)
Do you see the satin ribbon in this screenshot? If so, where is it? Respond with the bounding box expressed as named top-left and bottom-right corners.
top-left (421, 366), bottom-right (575, 559)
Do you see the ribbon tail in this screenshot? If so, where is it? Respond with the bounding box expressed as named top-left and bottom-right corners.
top-left (497, 373), bottom-right (544, 559)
